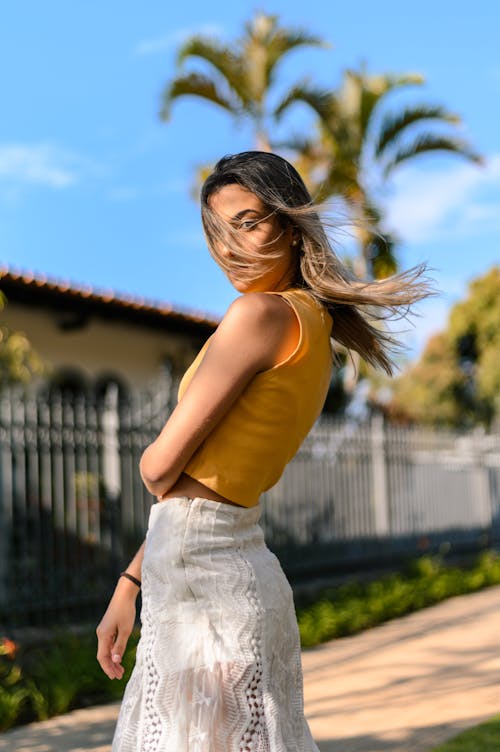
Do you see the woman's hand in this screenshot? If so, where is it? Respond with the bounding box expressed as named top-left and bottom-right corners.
top-left (96, 578), bottom-right (139, 680)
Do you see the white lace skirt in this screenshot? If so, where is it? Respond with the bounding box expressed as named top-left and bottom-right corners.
top-left (111, 495), bottom-right (319, 752)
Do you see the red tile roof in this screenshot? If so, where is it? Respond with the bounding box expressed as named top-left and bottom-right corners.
top-left (0, 265), bottom-right (220, 335)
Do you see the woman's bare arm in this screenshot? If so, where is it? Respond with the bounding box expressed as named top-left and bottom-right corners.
top-left (139, 292), bottom-right (298, 497)
top-left (97, 293), bottom-right (298, 678)
top-left (95, 540), bottom-right (145, 680)
top-left (121, 539), bottom-right (145, 583)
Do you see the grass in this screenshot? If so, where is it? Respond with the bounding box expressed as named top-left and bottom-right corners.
top-left (430, 713), bottom-right (500, 751)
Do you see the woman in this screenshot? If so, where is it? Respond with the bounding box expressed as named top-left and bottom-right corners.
top-left (96, 151), bottom-right (437, 751)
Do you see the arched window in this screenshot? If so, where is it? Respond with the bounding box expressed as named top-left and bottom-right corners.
top-left (47, 368), bottom-right (90, 401)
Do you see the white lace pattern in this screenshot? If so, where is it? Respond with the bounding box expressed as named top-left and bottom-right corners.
top-left (111, 497), bottom-right (319, 752)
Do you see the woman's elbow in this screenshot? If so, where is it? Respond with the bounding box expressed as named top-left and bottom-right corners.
top-left (139, 466), bottom-right (171, 496)
top-left (139, 447), bottom-right (165, 483)
top-left (139, 446), bottom-right (178, 494)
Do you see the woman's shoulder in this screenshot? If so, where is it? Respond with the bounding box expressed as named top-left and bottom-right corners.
top-left (223, 291), bottom-right (297, 331)
top-left (217, 292), bottom-right (300, 370)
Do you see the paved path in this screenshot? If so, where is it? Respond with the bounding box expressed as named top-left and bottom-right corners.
top-left (302, 584), bottom-right (500, 751)
top-left (1, 585), bottom-right (500, 752)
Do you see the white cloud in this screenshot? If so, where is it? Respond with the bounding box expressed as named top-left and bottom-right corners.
top-left (382, 153), bottom-right (500, 243)
top-left (0, 142), bottom-right (103, 196)
top-left (0, 144), bottom-right (78, 188)
top-left (134, 25), bottom-right (224, 57)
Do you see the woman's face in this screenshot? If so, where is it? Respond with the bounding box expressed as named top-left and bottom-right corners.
top-left (207, 183), bottom-right (297, 293)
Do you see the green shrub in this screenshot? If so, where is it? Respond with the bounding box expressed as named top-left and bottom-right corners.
top-left (0, 625), bottom-right (141, 732)
top-left (297, 549), bottom-right (500, 649)
top-left (0, 637), bottom-right (30, 731)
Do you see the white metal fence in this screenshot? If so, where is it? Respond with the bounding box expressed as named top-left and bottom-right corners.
top-left (1, 381), bottom-right (499, 627)
top-left (262, 415), bottom-right (500, 576)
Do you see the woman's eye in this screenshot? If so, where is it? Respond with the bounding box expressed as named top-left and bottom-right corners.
top-left (239, 220), bottom-right (257, 230)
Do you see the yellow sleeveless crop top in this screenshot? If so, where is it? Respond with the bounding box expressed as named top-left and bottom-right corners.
top-left (177, 288), bottom-right (333, 507)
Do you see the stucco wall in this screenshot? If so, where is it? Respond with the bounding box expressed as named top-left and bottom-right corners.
top-left (2, 302), bottom-right (208, 389)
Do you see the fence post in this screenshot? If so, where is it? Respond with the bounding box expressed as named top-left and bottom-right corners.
top-left (101, 384), bottom-right (122, 556)
top-left (371, 411), bottom-right (389, 536)
top-left (471, 432), bottom-right (492, 530)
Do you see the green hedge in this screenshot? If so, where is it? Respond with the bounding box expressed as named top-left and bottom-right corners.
top-left (1, 549), bottom-right (500, 732)
top-left (297, 550), bottom-right (500, 647)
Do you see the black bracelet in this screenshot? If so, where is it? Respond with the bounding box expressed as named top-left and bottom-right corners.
top-left (120, 571), bottom-right (141, 588)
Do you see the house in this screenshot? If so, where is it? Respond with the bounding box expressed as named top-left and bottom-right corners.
top-left (0, 265), bottom-right (219, 398)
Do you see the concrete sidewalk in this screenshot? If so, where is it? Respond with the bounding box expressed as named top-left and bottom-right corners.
top-left (302, 584), bottom-right (500, 751)
top-left (1, 585), bottom-right (500, 752)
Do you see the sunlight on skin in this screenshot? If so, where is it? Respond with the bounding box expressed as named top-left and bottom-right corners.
top-left (208, 184), bottom-right (297, 293)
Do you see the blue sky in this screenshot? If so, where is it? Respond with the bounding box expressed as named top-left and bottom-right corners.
top-left (1, 1), bottom-right (499, 363)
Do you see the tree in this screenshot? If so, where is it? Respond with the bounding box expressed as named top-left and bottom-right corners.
top-left (277, 61), bottom-right (484, 393)
top-left (277, 61), bottom-right (484, 280)
top-left (160, 12), bottom-right (327, 152)
top-left (0, 292), bottom-right (46, 386)
top-left (380, 266), bottom-right (500, 430)
top-left (160, 15), bottom-right (484, 397)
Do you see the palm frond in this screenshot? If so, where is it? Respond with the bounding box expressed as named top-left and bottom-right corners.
top-left (272, 132), bottom-right (332, 196)
top-left (374, 105), bottom-right (462, 158)
top-left (274, 82), bottom-right (336, 126)
top-left (244, 12), bottom-right (325, 49)
top-left (243, 14), bottom-right (328, 103)
top-left (382, 134), bottom-right (486, 178)
top-left (340, 68), bottom-right (424, 136)
top-left (344, 68), bottom-right (425, 94)
top-left (265, 29), bottom-right (329, 85)
top-left (272, 134), bottom-right (320, 156)
top-left (313, 164), bottom-right (358, 204)
top-left (177, 36), bottom-right (237, 69)
top-left (159, 73), bottom-right (241, 121)
top-left (176, 37), bottom-right (249, 105)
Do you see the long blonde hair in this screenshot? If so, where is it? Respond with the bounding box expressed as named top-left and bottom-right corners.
top-left (201, 151), bottom-right (440, 376)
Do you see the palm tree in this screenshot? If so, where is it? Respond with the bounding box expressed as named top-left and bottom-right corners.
top-left (161, 20), bottom-right (485, 398)
top-left (275, 62), bottom-right (484, 393)
top-left (160, 12), bottom-right (327, 152)
top-left (277, 61), bottom-right (485, 281)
